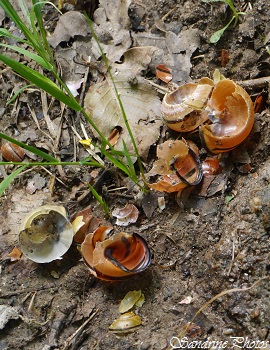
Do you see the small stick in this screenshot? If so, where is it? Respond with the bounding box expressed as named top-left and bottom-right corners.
top-left (62, 309), bottom-right (99, 350)
top-left (236, 76), bottom-right (270, 90)
top-left (227, 231), bottom-right (236, 276)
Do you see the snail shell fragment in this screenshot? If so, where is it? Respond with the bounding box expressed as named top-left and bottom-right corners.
top-left (200, 79), bottom-right (254, 154)
top-left (19, 205), bottom-right (74, 263)
top-left (161, 82), bottom-right (213, 132)
top-left (81, 226), bottom-right (151, 281)
top-left (109, 312), bottom-right (142, 333)
top-left (119, 290), bottom-right (143, 313)
top-left (147, 139), bottom-right (202, 192)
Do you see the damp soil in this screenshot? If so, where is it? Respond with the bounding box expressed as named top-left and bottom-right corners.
top-left (0, 1), bottom-right (270, 349)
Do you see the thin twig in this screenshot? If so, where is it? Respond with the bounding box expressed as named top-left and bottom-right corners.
top-left (237, 76), bottom-right (270, 89)
top-left (40, 165), bottom-right (68, 188)
top-left (61, 309), bottom-right (99, 350)
top-left (227, 230), bottom-right (236, 276)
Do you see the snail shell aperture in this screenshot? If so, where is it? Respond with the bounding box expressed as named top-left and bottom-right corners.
top-left (161, 82), bottom-right (213, 132)
top-left (200, 79), bottom-right (254, 154)
top-left (81, 226), bottom-right (151, 281)
top-left (19, 205), bottom-right (74, 263)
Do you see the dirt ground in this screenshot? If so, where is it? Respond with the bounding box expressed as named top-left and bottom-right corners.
top-left (0, 0), bottom-right (270, 349)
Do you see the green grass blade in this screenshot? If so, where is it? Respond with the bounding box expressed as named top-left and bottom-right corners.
top-left (0, 133), bottom-right (58, 162)
top-left (0, 28), bottom-right (32, 45)
top-left (99, 146), bottom-right (131, 178)
top-left (87, 183), bottom-right (110, 219)
top-left (0, 54), bottom-right (81, 111)
top-left (0, 43), bottom-right (53, 70)
top-left (0, 165), bottom-right (27, 196)
top-left (122, 140), bottom-right (137, 181)
top-left (32, 0), bottom-right (52, 54)
top-left (18, 0), bottom-right (32, 28)
top-left (0, 0), bottom-right (37, 44)
top-left (6, 84), bottom-right (34, 106)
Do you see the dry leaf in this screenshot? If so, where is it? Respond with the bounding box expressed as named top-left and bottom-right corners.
top-left (0, 305), bottom-right (20, 330)
top-left (48, 11), bottom-right (91, 48)
top-left (84, 47), bottom-right (163, 160)
top-left (92, 0), bottom-right (132, 62)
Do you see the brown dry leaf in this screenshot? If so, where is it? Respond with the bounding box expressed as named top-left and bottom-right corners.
top-left (112, 204), bottom-right (139, 226)
top-left (220, 49), bottom-right (230, 67)
top-left (84, 47), bottom-right (163, 160)
top-left (48, 11), bottom-right (91, 48)
top-left (8, 246), bottom-right (22, 261)
top-left (133, 28), bottom-right (200, 83)
top-left (92, 0), bottom-right (132, 62)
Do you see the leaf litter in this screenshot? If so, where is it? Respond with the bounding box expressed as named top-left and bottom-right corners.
top-left (1, 0), bottom-right (270, 349)
top-left (84, 46), bottom-right (163, 159)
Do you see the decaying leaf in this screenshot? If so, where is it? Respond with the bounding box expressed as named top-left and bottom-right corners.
top-left (26, 174), bottom-right (46, 194)
top-left (48, 11), bottom-right (91, 48)
top-left (92, 0), bottom-right (132, 62)
top-left (141, 191), bottom-right (159, 218)
top-left (133, 28), bottom-right (200, 83)
top-left (112, 204), bottom-right (139, 226)
top-left (84, 47), bottom-right (163, 160)
top-left (0, 305), bottom-right (20, 330)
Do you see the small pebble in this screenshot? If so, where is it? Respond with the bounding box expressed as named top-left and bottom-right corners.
top-left (223, 328), bottom-right (234, 335)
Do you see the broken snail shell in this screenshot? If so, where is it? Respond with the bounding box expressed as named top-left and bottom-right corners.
top-left (19, 205), bottom-right (74, 263)
top-left (119, 290), bottom-right (144, 313)
top-left (200, 79), bottom-right (254, 154)
top-left (1, 142), bottom-right (25, 162)
top-left (202, 157), bottom-right (222, 175)
top-left (109, 311), bottom-right (142, 333)
top-left (112, 203), bottom-right (139, 226)
top-left (71, 207), bottom-right (100, 245)
top-left (147, 139), bottom-right (202, 192)
top-left (81, 226), bottom-right (151, 281)
top-left (161, 81), bottom-right (213, 132)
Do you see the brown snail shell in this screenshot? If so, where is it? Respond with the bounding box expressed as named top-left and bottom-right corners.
top-left (200, 79), bottom-right (254, 154)
top-left (1, 142), bottom-right (25, 162)
top-left (161, 82), bottom-right (213, 132)
top-left (81, 226), bottom-right (150, 281)
top-left (202, 157), bottom-right (222, 175)
top-left (147, 139), bottom-right (202, 193)
top-left (71, 207), bottom-right (100, 245)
